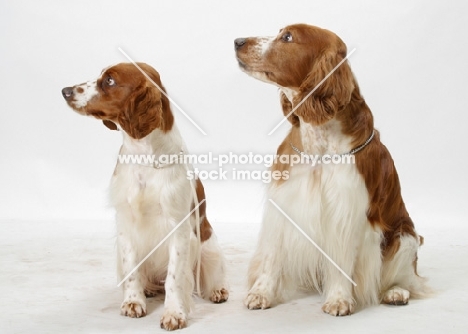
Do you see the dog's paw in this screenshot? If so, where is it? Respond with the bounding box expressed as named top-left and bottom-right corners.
top-left (322, 298), bottom-right (355, 316)
top-left (120, 300), bottom-right (147, 318)
top-left (160, 311), bottom-right (187, 331)
top-left (244, 292), bottom-right (271, 310)
top-left (210, 288), bottom-right (229, 303)
top-left (382, 286), bottom-right (410, 305)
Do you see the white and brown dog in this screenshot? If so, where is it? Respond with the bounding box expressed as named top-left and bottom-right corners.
top-left (235, 24), bottom-right (429, 315)
top-left (62, 62), bottom-right (228, 330)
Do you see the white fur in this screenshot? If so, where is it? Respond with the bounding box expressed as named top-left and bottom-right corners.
top-left (299, 119), bottom-right (351, 155)
top-left (111, 126), bottom-right (229, 328)
top-left (257, 36), bottom-right (274, 55)
top-left (246, 117), bottom-right (425, 314)
top-left (246, 71), bottom-right (272, 84)
top-left (112, 127), bottom-right (194, 323)
top-left (246, 118), bottom-right (373, 313)
top-left (72, 80), bottom-right (98, 108)
top-left (280, 87), bottom-right (298, 102)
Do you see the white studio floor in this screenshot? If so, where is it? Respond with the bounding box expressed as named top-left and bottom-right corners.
top-left (1, 214), bottom-right (467, 334)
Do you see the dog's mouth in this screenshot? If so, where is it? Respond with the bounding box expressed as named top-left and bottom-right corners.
top-left (236, 58), bottom-right (270, 76)
top-left (66, 103), bottom-right (86, 115)
top-left (236, 59), bottom-right (261, 76)
top-left (236, 57), bottom-right (276, 85)
top-left (236, 58), bottom-right (248, 70)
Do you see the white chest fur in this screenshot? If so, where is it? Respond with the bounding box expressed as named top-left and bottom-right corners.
top-left (109, 127), bottom-right (192, 249)
top-left (299, 118), bottom-right (353, 155)
top-left (256, 118), bottom-right (380, 302)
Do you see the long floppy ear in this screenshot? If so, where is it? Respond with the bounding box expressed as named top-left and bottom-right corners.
top-left (293, 50), bottom-right (354, 126)
top-left (280, 92), bottom-right (299, 127)
top-left (119, 85), bottom-right (173, 139)
top-left (102, 120), bottom-right (118, 131)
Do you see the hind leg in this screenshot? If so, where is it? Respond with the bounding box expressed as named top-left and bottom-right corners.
top-left (382, 286), bottom-right (410, 305)
top-left (199, 234), bottom-right (229, 303)
top-left (381, 234), bottom-right (428, 305)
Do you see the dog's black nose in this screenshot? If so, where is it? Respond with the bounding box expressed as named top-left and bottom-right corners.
top-left (234, 38), bottom-right (246, 50)
top-left (62, 87), bottom-right (74, 100)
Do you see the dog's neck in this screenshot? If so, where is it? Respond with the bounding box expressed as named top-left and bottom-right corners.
top-left (120, 125), bottom-right (184, 156)
top-left (298, 118), bottom-right (353, 156)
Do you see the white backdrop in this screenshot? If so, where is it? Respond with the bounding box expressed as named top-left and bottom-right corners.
top-left (1, 0), bottom-right (467, 228)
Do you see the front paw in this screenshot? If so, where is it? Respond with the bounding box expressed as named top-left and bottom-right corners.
top-left (120, 300), bottom-right (147, 318)
top-left (244, 292), bottom-right (271, 310)
top-left (322, 298), bottom-right (355, 316)
top-left (210, 288), bottom-right (229, 303)
top-left (160, 311), bottom-right (187, 331)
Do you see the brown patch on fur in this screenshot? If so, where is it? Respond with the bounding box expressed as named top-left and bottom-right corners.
top-left (192, 178), bottom-right (213, 242)
top-left (412, 254), bottom-right (419, 276)
top-left (352, 134), bottom-right (417, 259)
top-left (270, 125), bottom-right (302, 185)
top-left (419, 235), bottom-right (424, 246)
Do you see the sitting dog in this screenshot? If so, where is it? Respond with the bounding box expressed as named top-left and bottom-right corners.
top-left (62, 62), bottom-right (228, 330)
top-left (235, 24), bottom-right (428, 315)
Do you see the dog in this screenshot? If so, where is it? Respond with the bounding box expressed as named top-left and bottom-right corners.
top-left (62, 62), bottom-right (228, 330)
top-left (235, 24), bottom-right (429, 315)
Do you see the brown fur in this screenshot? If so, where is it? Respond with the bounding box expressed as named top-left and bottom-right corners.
top-left (192, 178), bottom-right (213, 242)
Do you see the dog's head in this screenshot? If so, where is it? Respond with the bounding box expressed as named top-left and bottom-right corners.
top-left (62, 62), bottom-right (173, 139)
top-left (235, 24), bottom-right (355, 126)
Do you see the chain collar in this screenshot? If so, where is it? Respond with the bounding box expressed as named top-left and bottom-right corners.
top-left (290, 130), bottom-right (375, 161)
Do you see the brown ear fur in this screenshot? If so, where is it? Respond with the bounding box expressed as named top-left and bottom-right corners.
top-left (102, 120), bottom-right (118, 131)
top-left (119, 85), bottom-right (173, 139)
top-left (293, 51), bottom-right (354, 125)
top-left (280, 92), bottom-right (299, 127)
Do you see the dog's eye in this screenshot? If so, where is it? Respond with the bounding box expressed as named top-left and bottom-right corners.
top-left (105, 76), bottom-right (116, 86)
top-left (281, 32), bottom-right (293, 43)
